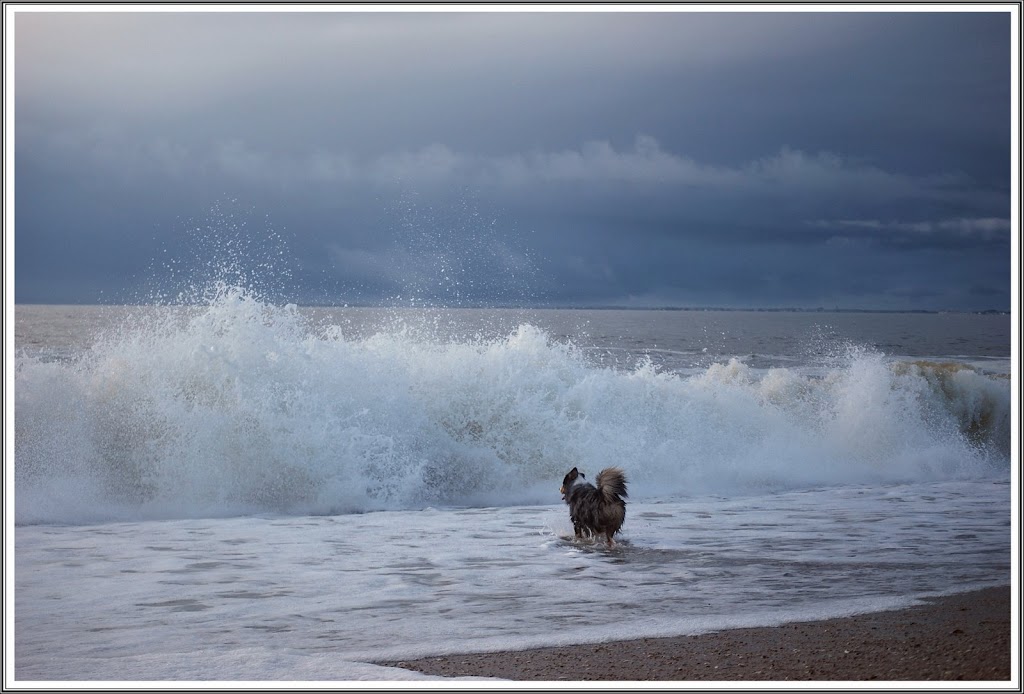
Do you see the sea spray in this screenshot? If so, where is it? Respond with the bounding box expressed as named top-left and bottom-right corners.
top-left (140, 199), bottom-right (296, 306)
top-left (15, 289), bottom-right (1010, 525)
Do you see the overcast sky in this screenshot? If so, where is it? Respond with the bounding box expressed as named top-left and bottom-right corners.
top-left (12, 8), bottom-right (1014, 309)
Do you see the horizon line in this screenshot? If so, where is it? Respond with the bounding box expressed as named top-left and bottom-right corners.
top-left (10, 300), bottom-right (1011, 315)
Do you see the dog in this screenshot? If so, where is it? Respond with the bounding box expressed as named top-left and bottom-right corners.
top-left (559, 466), bottom-right (628, 546)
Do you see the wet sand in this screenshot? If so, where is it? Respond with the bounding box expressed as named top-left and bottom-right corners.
top-left (381, 586), bottom-right (1012, 681)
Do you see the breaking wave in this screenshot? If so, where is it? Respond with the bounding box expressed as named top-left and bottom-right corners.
top-left (15, 286), bottom-right (1011, 524)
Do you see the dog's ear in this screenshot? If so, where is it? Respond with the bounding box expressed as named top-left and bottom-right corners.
top-left (568, 467), bottom-right (578, 480)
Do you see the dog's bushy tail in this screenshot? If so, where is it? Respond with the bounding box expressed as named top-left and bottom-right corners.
top-left (596, 467), bottom-right (628, 502)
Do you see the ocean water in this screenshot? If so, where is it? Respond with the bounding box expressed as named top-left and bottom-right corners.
top-left (12, 290), bottom-right (1013, 682)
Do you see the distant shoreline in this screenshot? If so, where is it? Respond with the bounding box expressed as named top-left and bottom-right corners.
top-left (11, 302), bottom-right (1012, 315)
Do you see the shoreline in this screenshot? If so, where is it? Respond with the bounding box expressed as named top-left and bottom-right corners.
top-left (380, 586), bottom-right (1012, 682)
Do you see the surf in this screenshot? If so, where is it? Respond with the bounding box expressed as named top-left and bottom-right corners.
top-left (14, 286), bottom-right (1011, 524)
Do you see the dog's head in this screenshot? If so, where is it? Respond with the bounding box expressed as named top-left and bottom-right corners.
top-left (560, 467), bottom-right (584, 502)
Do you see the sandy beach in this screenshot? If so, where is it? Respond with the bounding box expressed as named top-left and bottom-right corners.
top-left (381, 586), bottom-right (1012, 682)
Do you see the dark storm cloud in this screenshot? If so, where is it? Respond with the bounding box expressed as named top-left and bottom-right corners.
top-left (805, 217), bottom-right (1012, 250)
top-left (12, 8), bottom-right (1013, 310)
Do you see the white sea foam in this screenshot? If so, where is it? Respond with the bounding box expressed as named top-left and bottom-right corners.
top-left (14, 286), bottom-right (1010, 524)
top-left (13, 481), bottom-right (1011, 681)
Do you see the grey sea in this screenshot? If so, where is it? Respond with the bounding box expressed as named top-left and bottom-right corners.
top-left (13, 296), bottom-right (1012, 681)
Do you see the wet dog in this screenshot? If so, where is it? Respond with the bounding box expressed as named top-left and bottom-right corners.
top-left (559, 467), bottom-right (627, 546)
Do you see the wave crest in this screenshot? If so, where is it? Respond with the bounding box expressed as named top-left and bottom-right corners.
top-left (15, 289), bottom-right (1010, 524)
